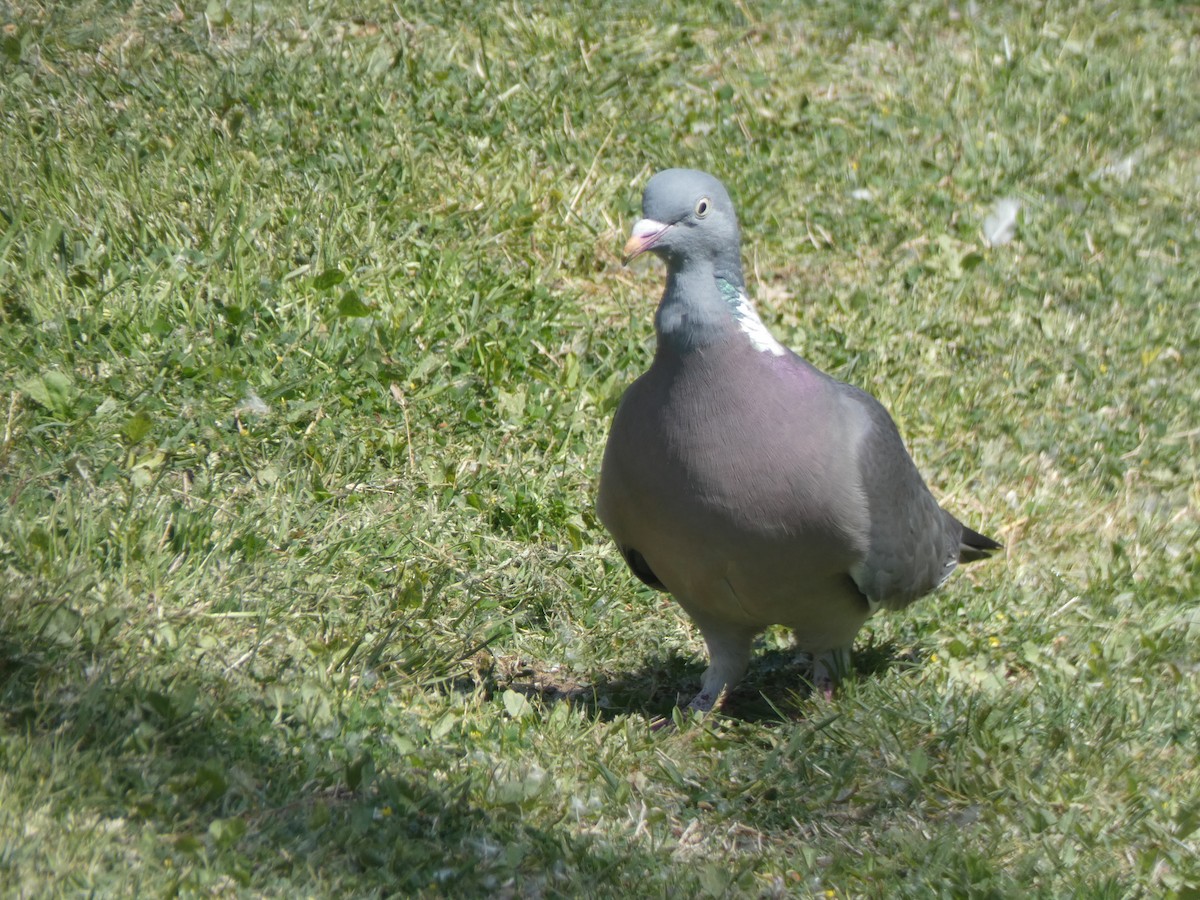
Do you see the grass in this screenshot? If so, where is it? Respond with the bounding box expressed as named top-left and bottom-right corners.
top-left (1, 0), bottom-right (1197, 896)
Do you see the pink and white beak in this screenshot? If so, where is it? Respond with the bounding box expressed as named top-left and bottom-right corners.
top-left (623, 219), bottom-right (671, 264)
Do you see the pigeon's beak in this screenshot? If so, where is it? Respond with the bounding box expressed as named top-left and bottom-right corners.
top-left (623, 219), bottom-right (671, 264)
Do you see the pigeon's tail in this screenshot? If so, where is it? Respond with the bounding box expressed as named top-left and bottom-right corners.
top-left (619, 545), bottom-right (667, 591)
top-left (957, 523), bottom-right (1003, 564)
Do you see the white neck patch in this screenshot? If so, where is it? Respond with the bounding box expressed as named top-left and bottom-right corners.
top-left (729, 289), bottom-right (786, 356)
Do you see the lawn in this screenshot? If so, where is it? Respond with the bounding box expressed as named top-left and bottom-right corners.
top-left (1, 0), bottom-right (1197, 896)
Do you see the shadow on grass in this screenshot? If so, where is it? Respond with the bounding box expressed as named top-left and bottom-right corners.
top-left (0, 618), bottom-right (670, 895)
top-left (499, 635), bottom-right (921, 724)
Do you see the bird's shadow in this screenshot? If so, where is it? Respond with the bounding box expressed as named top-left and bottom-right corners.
top-left (496, 636), bottom-right (920, 724)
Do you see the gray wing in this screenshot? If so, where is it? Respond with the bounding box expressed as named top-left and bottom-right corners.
top-left (841, 384), bottom-right (964, 611)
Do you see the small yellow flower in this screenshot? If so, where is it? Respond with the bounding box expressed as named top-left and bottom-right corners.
top-left (988, 636), bottom-right (1001, 648)
top-left (930, 653), bottom-right (941, 663)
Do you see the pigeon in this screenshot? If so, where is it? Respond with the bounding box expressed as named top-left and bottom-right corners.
top-left (597, 168), bottom-right (1001, 712)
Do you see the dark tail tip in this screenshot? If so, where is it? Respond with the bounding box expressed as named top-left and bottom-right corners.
top-left (621, 546), bottom-right (668, 591)
top-left (958, 523), bottom-right (1003, 564)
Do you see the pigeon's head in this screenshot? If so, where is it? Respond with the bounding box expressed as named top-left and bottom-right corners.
top-left (624, 169), bottom-right (741, 274)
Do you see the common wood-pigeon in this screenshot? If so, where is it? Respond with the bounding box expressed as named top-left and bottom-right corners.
top-left (597, 168), bottom-right (1001, 711)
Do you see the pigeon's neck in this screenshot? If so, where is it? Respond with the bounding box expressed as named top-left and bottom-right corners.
top-left (655, 264), bottom-right (785, 357)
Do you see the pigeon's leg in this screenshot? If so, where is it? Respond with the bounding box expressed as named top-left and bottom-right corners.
top-left (809, 644), bottom-right (853, 700)
top-left (686, 617), bottom-right (756, 712)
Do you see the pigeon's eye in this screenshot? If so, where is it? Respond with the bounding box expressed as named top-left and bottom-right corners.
top-left (694, 197), bottom-right (711, 218)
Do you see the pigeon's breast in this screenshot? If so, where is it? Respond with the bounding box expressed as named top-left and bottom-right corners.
top-left (599, 340), bottom-right (872, 609)
top-left (668, 345), bottom-right (866, 537)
